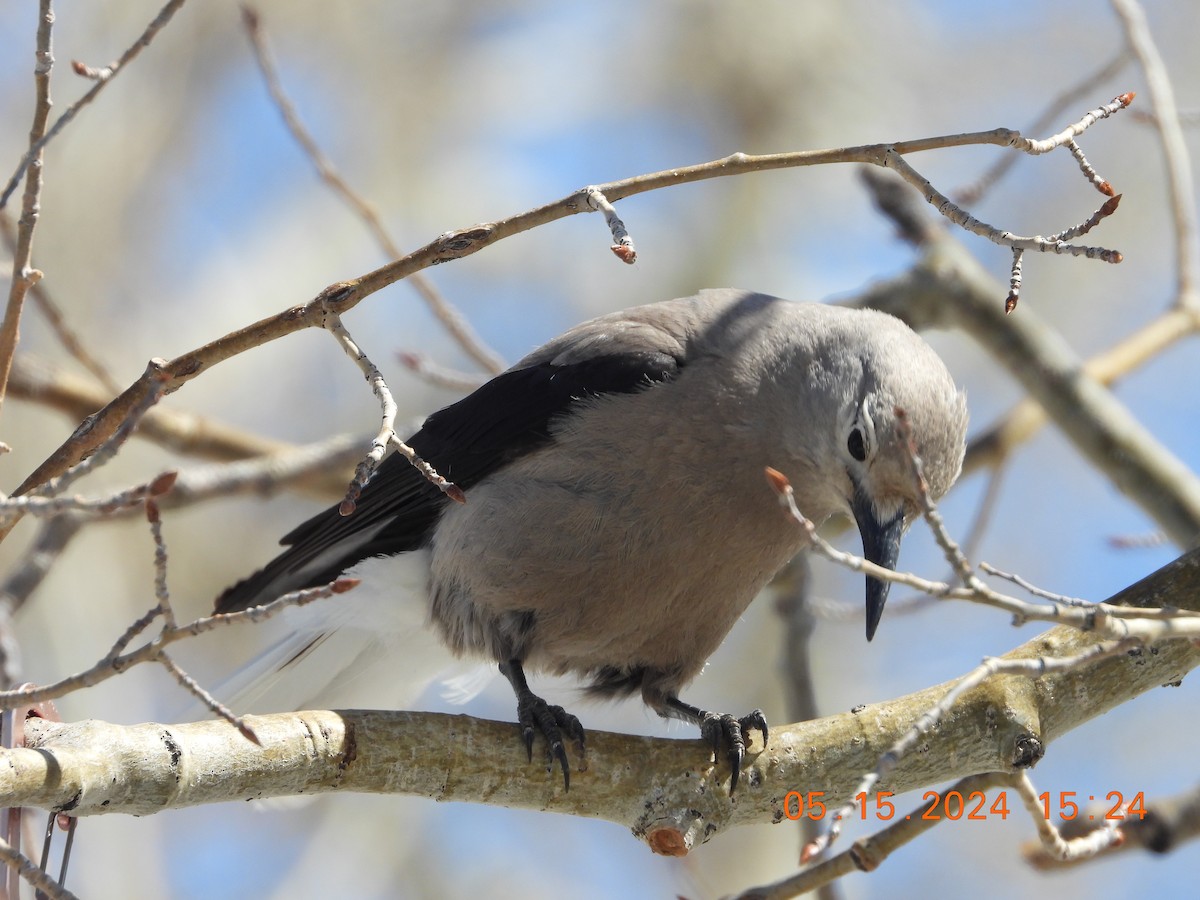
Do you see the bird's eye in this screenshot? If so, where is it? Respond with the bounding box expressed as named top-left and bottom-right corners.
top-left (847, 427), bottom-right (867, 462)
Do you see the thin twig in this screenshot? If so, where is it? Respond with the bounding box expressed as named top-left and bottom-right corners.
top-left (397, 352), bottom-right (487, 392)
top-left (158, 652), bottom-right (259, 744)
top-left (0, 834), bottom-right (77, 900)
top-left (0, 470), bottom-right (176, 523)
top-left (1023, 781), bottom-right (1200, 867)
top-left (1111, 0), bottom-right (1200, 306)
top-left (583, 186), bottom-right (637, 263)
top-left (0, 214), bottom-right (119, 392)
top-left (7, 355), bottom-right (357, 498)
top-left (979, 563), bottom-right (1090, 607)
top-left (6, 98), bottom-right (1135, 527)
top-left (23, 363), bottom-right (168, 503)
top-left (734, 774), bottom-right (1009, 899)
top-left (884, 149), bottom-right (1123, 263)
top-left (0, 578), bottom-right (359, 710)
top-left (239, 5), bottom-right (505, 374)
top-left (955, 53), bottom-right (1130, 205)
top-left (322, 312), bottom-right (463, 511)
top-left (144, 498), bottom-right (175, 627)
top-left (1011, 92), bottom-right (1135, 155)
top-left (801, 641), bottom-right (1136, 861)
top-left (1011, 771), bottom-right (1123, 861)
top-left (0, 0), bottom-right (54, 414)
top-left (764, 467), bottom-right (1200, 632)
top-left (0, 0), bottom-right (191, 213)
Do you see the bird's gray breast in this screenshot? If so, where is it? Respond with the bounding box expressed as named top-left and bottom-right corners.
top-left (424, 358), bottom-right (818, 680)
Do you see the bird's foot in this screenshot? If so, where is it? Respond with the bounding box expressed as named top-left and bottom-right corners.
top-left (698, 708), bottom-right (769, 794)
top-left (514, 693), bottom-right (586, 790)
top-left (501, 659), bottom-right (585, 790)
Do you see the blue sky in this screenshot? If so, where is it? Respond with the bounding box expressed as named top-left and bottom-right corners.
top-left (1, 2), bottom-right (1197, 898)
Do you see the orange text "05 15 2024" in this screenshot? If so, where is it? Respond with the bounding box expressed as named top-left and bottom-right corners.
top-left (781, 790), bottom-right (1148, 822)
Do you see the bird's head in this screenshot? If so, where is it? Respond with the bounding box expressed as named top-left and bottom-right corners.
top-left (835, 385), bottom-right (966, 639)
top-left (830, 331), bottom-right (969, 643)
top-left (779, 308), bottom-right (967, 641)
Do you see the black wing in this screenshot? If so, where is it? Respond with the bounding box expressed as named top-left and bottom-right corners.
top-left (214, 350), bottom-right (682, 613)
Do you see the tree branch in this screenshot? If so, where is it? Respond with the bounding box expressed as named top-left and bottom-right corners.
top-left (3, 100), bottom-right (1131, 535)
top-left (853, 177), bottom-right (1200, 544)
top-left (5, 546), bottom-right (1198, 854)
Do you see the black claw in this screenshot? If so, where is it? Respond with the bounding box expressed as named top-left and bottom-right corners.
top-left (742, 708), bottom-right (768, 746)
top-left (502, 660), bottom-right (586, 791)
top-left (698, 708), bottom-right (770, 794)
top-left (520, 723), bottom-right (536, 762)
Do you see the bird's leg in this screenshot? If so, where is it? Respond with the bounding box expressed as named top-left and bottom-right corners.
top-left (499, 659), bottom-right (586, 791)
top-left (664, 696), bottom-right (768, 793)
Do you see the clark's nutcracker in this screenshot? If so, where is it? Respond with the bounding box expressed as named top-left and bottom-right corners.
top-left (217, 289), bottom-right (968, 790)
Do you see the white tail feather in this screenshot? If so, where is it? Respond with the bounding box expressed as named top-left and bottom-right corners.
top-left (193, 550), bottom-right (494, 718)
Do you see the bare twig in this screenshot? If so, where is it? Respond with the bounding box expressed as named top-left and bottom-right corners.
top-left (801, 640), bottom-right (1134, 861)
top-left (583, 186), bottom-right (637, 263)
top-left (397, 352), bottom-right (487, 392)
top-left (322, 313), bottom-right (463, 512)
top-left (158, 653), bottom-right (259, 744)
top-left (1011, 771), bottom-right (1124, 862)
top-left (7, 356), bottom-right (356, 498)
top-left (883, 149), bottom-right (1122, 264)
top-left (1012, 92), bottom-right (1134, 156)
top-left (5, 99), bottom-right (1135, 535)
top-left (0, 470), bottom-right (176, 523)
top-left (979, 563), bottom-right (1089, 607)
top-left (0, 578), bottom-right (358, 711)
top-left (22, 363), bottom-right (168, 505)
top-left (734, 774), bottom-right (1009, 900)
top-left (764, 467), bottom-right (1200, 631)
top-left (0, 215), bottom-right (119, 392)
top-left (955, 53), bottom-right (1129, 204)
top-left (1005, 249), bottom-right (1024, 314)
top-left (1024, 781), bottom-right (1200, 867)
top-left (0, 0), bottom-right (191, 213)
top-left (0, 0), bottom-right (54, 414)
top-left (1111, 0), bottom-right (1200, 306)
top-left (239, 4), bottom-right (505, 375)
top-left (0, 834), bottom-right (76, 900)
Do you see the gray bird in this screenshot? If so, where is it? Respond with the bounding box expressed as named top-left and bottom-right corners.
top-left (216, 288), bottom-right (967, 790)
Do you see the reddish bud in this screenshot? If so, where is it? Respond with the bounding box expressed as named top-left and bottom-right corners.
top-left (1005, 294), bottom-right (1019, 315)
top-left (611, 244), bottom-right (637, 265)
top-left (800, 840), bottom-right (820, 864)
top-left (145, 498), bottom-right (161, 523)
top-left (764, 467), bottom-right (791, 495)
top-left (444, 483), bottom-right (467, 504)
top-left (238, 722), bottom-right (263, 746)
top-left (331, 577), bottom-right (361, 594)
top-left (1098, 180), bottom-right (1114, 197)
top-left (150, 470), bottom-right (178, 496)
top-left (1118, 91), bottom-right (1136, 107)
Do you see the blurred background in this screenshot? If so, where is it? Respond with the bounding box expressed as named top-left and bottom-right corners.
top-left (1, 1), bottom-right (1197, 897)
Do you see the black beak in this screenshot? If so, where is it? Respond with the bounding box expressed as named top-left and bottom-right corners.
top-left (851, 488), bottom-right (905, 642)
